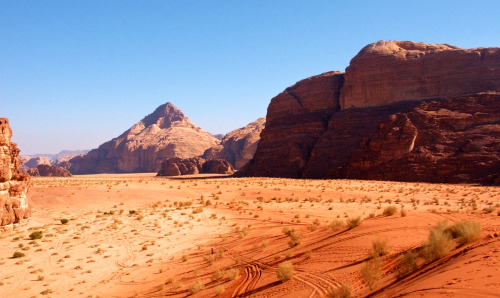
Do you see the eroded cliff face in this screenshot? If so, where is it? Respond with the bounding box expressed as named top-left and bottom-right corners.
top-left (69, 103), bottom-right (220, 174)
top-left (241, 41), bottom-right (500, 184)
top-left (0, 118), bottom-right (30, 230)
top-left (156, 157), bottom-right (234, 176)
top-left (204, 117), bottom-right (265, 169)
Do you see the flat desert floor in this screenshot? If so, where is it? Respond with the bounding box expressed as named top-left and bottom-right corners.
top-left (1, 174), bottom-right (499, 297)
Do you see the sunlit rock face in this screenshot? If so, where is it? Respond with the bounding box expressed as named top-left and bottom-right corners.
top-left (0, 118), bottom-right (30, 230)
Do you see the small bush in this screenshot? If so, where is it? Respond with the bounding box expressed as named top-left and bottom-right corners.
top-left (370, 238), bottom-right (389, 259)
top-left (284, 228), bottom-right (302, 247)
top-left (361, 258), bottom-right (382, 289)
top-left (421, 222), bottom-right (454, 262)
top-left (445, 220), bottom-right (481, 245)
top-left (226, 268), bottom-right (239, 280)
top-left (13, 251), bottom-right (25, 258)
top-left (60, 218), bottom-right (69, 225)
top-left (189, 279), bottom-right (205, 294)
top-left (382, 205), bottom-right (397, 216)
top-left (214, 284), bottom-right (225, 295)
top-left (29, 231), bottom-right (43, 240)
top-left (327, 283), bottom-right (353, 298)
top-left (397, 250), bottom-right (417, 277)
top-left (400, 208), bottom-right (407, 217)
top-left (347, 217), bottom-right (362, 229)
top-left (277, 261), bottom-right (295, 282)
top-left (329, 219), bottom-right (344, 231)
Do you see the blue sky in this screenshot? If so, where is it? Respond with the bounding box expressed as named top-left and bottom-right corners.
top-left (1, 1), bottom-right (499, 155)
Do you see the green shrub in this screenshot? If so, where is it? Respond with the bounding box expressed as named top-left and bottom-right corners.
top-left (277, 261), bottom-right (295, 282)
top-left (327, 283), bottom-right (353, 298)
top-left (347, 217), bottom-right (362, 229)
top-left (29, 231), bottom-right (43, 240)
top-left (13, 251), bottom-right (25, 258)
top-left (382, 205), bottom-right (397, 216)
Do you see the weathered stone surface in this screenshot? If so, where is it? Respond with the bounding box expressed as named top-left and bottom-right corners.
top-left (204, 117), bottom-right (265, 169)
top-left (240, 41), bottom-right (500, 184)
top-left (27, 164), bottom-right (72, 177)
top-left (0, 118), bottom-right (30, 230)
top-left (69, 102), bottom-right (220, 174)
top-left (157, 157), bottom-right (234, 176)
top-left (341, 41), bottom-right (500, 109)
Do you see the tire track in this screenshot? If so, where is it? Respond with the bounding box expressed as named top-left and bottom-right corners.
top-left (231, 263), bottom-right (262, 297)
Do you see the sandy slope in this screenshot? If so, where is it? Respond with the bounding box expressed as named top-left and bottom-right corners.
top-left (0, 174), bottom-right (498, 297)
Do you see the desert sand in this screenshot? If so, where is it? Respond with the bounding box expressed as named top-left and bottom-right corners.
top-left (1, 174), bottom-right (499, 297)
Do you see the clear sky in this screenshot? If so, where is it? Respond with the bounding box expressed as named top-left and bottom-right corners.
top-left (1, 1), bottom-right (499, 155)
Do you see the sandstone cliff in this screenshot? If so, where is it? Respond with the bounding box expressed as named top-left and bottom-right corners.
top-left (204, 117), bottom-right (265, 169)
top-left (0, 118), bottom-right (30, 229)
top-left (69, 103), bottom-right (220, 174)
top-left (157, 157), bottom-right (234, 176)
top-left (240, 41), bottom-right (500, 184)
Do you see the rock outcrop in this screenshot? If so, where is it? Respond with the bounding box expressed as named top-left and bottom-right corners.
top-left (27, 164), bottom-right (72, 177)
top-left (240, 41), bottom-right (500, 184)
top-left (340, 41), bottom-right (500, 109)
top-left (69, 102), bottom-right (220, 174)
top-left (21, 156), bottom-right (51, 171)
top-left (157, 157), bottom-right (234, 176)
top-left (204, 117), bottom-right (265, 169)
top-left (0, 118), bottom-right (30, 230)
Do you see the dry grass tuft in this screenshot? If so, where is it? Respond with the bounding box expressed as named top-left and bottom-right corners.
top-left (277, 261), bottom-right (295, 282)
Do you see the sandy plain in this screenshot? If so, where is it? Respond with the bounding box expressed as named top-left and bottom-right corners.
top-left (1, 173), bottom-right (499, 297)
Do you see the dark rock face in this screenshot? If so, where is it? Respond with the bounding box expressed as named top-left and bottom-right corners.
top-left (69, 102), bottom-right (220, 174)
top-left (157, 157), bottom-right (234, 176)
top-left (240, 41), bottom-right (500, 185)
top-left (0, 118), bottom-right (30, 230)
top-left (27, 164), bottom-right (72, 177)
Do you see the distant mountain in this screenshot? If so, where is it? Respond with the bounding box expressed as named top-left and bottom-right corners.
top-left (21, 150), bottom-right (90, 163)
top-left (204, 117), bottom-right (265, 169)
top-left (69, 102), bottom-right (220, 174)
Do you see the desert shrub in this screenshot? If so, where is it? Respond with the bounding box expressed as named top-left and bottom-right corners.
top-left (370, 238), bottom-right (389, 259)
top-left (226, 268), bottom-right (239, 280)
top-left (277, 261), bottom-right (295, 282)
top-left (382, 205), bottom-right (397, 216)
top-left (445, 220), bottom-right (481, 245)
top-left (29, 231), bottom-right (43, 240)
top-left (60, 218), bottom-right (69, 225)
top-left (189, 279), bottom-right (205, 294)
top-left (327, 283), bottom-right (353, 298)
top-left (284, 229), bottom-right (302, 247)
top-left (129, 210), bottom-right (136, 215)
top-left (483, 206), bottom-right (495, 214)
top-left (361, 258), bottom-right (382, 289)
top-left (211, 269), bottom-right (225, 280)
top-left (329, 219), bottom-right (344, 231)
top-left (214, 284), bottom-right (225, 295)
top-left (13, 251), bottom-right (25, 258)
top-left (397, 250), bottom-right (417, 277)
top-left (400, 208), bottom-right (407, 217)
top-left (347, 217), bottom-right (362, 229)
top-left (420, 222), bottom-right (454, 262)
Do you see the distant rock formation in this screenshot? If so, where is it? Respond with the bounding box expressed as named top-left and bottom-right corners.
top-left (69, 102), bottom-right (220, 174)
top-left (22, 156), bottom-right (51, 171)
top-left (204, 117), bottom-right (265, 169)
top-left (240, 41), bottom-right (500, 184)
top-left (157, 157), bottom-right (234, 176)
top-left (0, 118), bottom-right (30, 230)
top-left (27, 164), bottom-right (72, 177)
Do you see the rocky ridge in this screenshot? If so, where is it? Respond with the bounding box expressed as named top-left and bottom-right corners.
top-left (240, 41), bottom-right (500, 184)
top-left (69, 102), bottom-right (220, 174)
top-left (157, 157), bottom-right (234, 176)
top-left (27, 164), bottom-right (72, 177)
top-left (0, 118), bottom-right (30, 230)
top-left (204, 117), bottom-right (265, 169)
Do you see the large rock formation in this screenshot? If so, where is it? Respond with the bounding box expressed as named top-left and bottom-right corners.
top-left (69, 102), bottom-right (220, 174)
top-left (0, 118), bottom-right (30, 229)
top-left (157, 157), bottom-right (234, 176)
top-left (340, 41), bottom-right (500, 109)
top-left (204, 117), bottom-right (266, 169)
top-left (21, 156), bottom-right (51, 171)
top-left (27, 164), bottom-right (72, 177)
top-left (240, 41), bottom-right (500, 184)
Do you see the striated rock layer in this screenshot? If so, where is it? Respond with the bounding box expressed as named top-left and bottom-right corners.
top-left (69, 102), bottom-right (220, 174)
top-left (157, 157), bottom-right (234, 176)
top-left (204, 117), bottom-right (265, 169)
top-left (240, 41), bottom-right (500, 184)
top-left (0, 118), bottom-right (30, 230)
